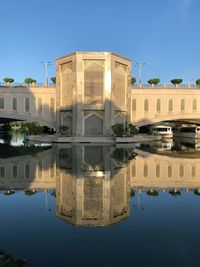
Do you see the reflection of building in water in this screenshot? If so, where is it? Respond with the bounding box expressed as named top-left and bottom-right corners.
top-left (131, 149), bottom-right (200, 189)
top-left (56, 145), bottom-right (130, 226)
top-left (2, 144), bottom-right (200, 226)
top-left (0, 148), bottom-right (56, 190)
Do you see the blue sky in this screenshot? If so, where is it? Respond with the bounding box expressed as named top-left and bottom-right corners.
top-left (0, 0), bottom-right (199, 84)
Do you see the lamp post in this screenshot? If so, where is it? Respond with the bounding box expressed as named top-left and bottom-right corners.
top-left (41, 61), bottom-right (52, 86)
top-left (135, 63), bottom-right (146, 85)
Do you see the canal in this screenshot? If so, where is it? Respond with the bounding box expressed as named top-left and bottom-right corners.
top-left (0, 134), bottom-right (200, 266)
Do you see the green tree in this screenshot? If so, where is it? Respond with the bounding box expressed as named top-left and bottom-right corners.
top-left (111, 123), bottom-right (124, 137)
top-left (3, 78), bottom-right (14, 84)
top-left (131, 77), bottom-right (136, 85)
top-left (20, 122), bottom-right (44, 135)
top-left (51, 77), bottom-right (56, 84)
top-left (171, 79), bottom-right (183, 86)
top-left (24, 78), bottom-right (34, 85)
top-left (196, 79), bottom-right (200, 86)
top-left (148, 78), bottom-right (160, 86)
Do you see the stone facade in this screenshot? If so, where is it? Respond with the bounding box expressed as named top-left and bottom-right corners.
top-left (56, 52), bottom-right (132, 137)
top-left (0, 86), bottom-right (56, 128)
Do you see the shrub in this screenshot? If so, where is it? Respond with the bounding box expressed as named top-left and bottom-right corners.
top-left (128, 123), bottom-right (139, 135)
top-left (148, 78), bottom-right (160, 85)
top-left (170, 79), bottom-right (183, 86)
top-left (3, 78), bottom-right (14, 84)
top-left (196, 79), bottom-right (200, 86)
top-left (131, 77), bottom-right (136, 85)
top-left (20, 122), bottom-right (44, 135)
top-left (111, 123), bottom-right (124, 137)
top-left (51, 77), bottom-right (56, 84)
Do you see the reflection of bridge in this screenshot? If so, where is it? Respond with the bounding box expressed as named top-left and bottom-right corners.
top-left (1, 144), bottom-right (200, 226)
top-left (131, 148), bottom-right (200, 189)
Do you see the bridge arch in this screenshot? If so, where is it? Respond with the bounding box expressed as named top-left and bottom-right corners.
top-left (0, 86), bottom-right (56, 128)
top-left (136, 113), bottom-right (200, 127)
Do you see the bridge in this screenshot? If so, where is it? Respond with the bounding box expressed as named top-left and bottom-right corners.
top-left (131, 86), bottom-right (200, 127)
top-left (0, 51), bottom-right (200, 135)
top-left (0, 85), bottom-right (56, 128)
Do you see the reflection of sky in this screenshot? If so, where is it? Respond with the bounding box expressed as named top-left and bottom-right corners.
top-left (0, 190), bottom-right (200, 267)
top-left (1, 142), bottom-right (200, 265)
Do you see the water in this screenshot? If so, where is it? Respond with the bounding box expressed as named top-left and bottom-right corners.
top-left (0, 136), bottom-right (200, 266)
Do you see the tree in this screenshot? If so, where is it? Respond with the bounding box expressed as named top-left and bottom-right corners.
top-left (148, 78), bottom-right (160, 86)
top-left (51, 77), bottom-right (56, 84)
top-left (131, 77), bottom-right (136, 85)
top-left (171, 79), bottom-right (183, 87)
top-left (3, 78), bottom-right (14, 84)
top-left (196, 79), bottom-right (200, 86)
top-left (24, 78), bottom-right (34, 85)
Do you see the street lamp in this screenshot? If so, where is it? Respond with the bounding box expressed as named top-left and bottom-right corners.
top-left (135, 63), bottom-right (146, 85)
top-left (41, 61), bottom-right (52, 86)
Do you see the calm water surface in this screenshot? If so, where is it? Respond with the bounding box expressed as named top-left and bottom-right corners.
top-left (0, 135), bottom-right (200, 266)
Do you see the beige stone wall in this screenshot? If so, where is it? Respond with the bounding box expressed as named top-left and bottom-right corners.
top-left (131, 88), bottom-right (200, 126)
top-left (56, 52), bottom-right (131, 136)
top-left (0, 86), bottom-right (56, 128)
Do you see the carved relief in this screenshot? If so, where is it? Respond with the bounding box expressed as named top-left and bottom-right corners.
top-left (84, 60), bottom-right (104, 105)
top-left (61, 62), bottom-right (73, 107)
top-left (113, 62), bottom-right (127, 107)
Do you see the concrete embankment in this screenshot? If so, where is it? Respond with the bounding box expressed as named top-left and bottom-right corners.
top-left (26, 134), bottom-right (161, 144)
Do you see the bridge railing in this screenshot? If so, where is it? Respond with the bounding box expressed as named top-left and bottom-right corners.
top-left (0, 82), bottom-right (56, 87)
top-left (132, 84), bottom-right (200, 89)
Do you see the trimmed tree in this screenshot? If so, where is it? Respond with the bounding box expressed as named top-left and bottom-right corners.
top-left (3, 78), bottom-right (14, 85)
top-left (171, 79), bottom-right (183, 87)
top-left (24, 78), bottom-right (33, 85)
top-left (131, 77), bottom-right (136, 85)
top-left (51, 77), bottom-right (56, 84)
top-left (196, 79), bottom-right (200, 86)
top-left (24, 78), bottom-right (37, 85)
top-left (148, 78), bottom-right (160, 86)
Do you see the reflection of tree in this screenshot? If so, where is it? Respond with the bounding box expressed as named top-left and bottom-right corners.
top-left (169, 189), bottom-right (181, 197)
top-left (130, 189), bottom-right (135, 197)
top-left (3, 190), bottom-right (15, 196)
top-left (194, 189), bottom-right (200, 196)
top-left (147, 189), bottom-right (159, 196)
top-left (25, 190), bottom-right (37, 196)
top-left (111, 148), bottom-right (136, 164)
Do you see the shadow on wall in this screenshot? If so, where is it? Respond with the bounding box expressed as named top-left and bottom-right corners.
top-left (59, 99), bottom-right (133, 137)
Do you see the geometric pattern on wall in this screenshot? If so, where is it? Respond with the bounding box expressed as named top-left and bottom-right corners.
top-left (113, 62), bottom-right (127, 107)
top-left (83, 177), bottom-right (103, 220)
top-left (84, 60), bottom-right (104, 105)
top-left (61, 61), bottom-right (73, 107)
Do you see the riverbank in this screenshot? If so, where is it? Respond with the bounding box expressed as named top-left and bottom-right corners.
top-left (26, 134), bottom-right (161, 143)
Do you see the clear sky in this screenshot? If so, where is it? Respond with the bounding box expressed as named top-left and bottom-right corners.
top-left (0, 0), bottom-right (199, 84)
